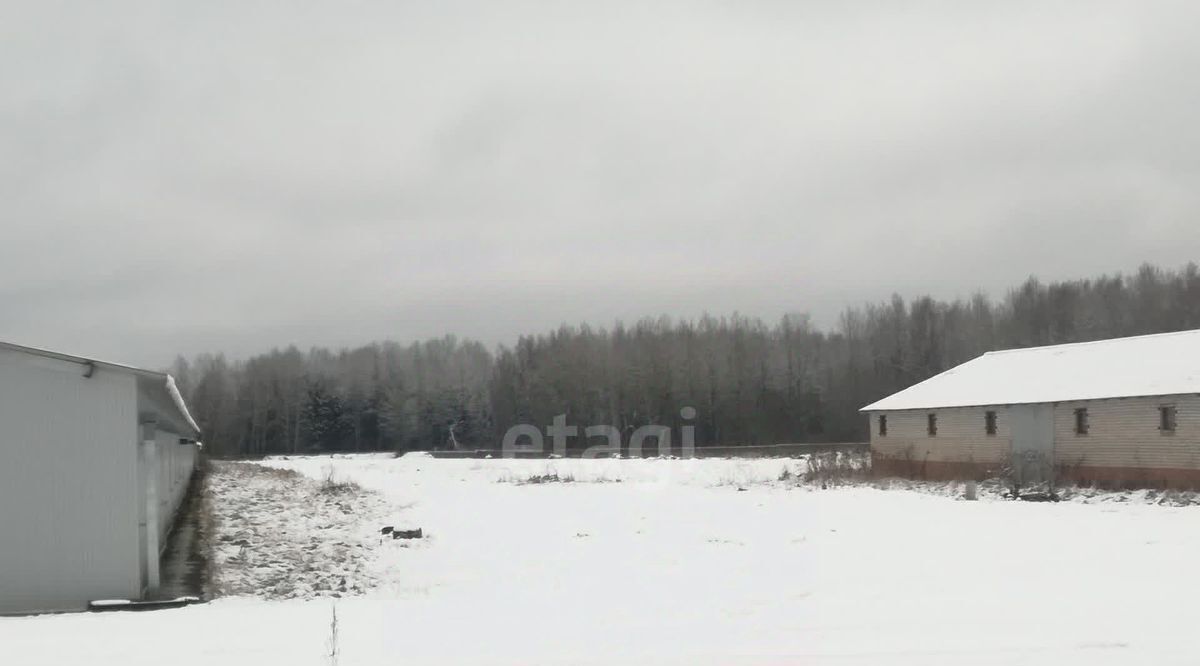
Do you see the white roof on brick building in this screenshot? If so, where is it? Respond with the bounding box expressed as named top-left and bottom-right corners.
top-left (861, 329), bottom-right (1200, 412)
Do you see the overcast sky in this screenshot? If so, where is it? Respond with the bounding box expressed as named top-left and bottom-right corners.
top-left (3, 1), bottom-right (1199, 367)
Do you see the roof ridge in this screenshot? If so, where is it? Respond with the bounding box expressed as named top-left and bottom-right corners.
top-left (0, 339), bottom-right (166, 378)
top-left (983, 328), bottom-right (1200, 356)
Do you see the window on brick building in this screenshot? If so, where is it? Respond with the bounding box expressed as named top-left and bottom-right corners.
top-left (1160, 405), bottom-right (1177, 433)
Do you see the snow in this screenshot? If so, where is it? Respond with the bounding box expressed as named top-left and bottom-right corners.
top-left (164, 374), bottom-right (201, 436)
top-left (5, 455), bottom-right (1200, 664)
top-left (206, 462), bottom-right (402, 599)
top-left (863, 328), bottom-right (1200, 411)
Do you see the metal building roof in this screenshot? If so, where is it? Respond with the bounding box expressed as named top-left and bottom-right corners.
top-left (0, 339), bottom-right (201, 438)
top-left (861, 329), bottom-right (1200, 412)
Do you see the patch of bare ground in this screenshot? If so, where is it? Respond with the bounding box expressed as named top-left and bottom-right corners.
top-left (206, 461), bottom-right (395, 600)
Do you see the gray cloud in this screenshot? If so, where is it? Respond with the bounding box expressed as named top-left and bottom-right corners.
top-left (3, 0), bottom-right (1200, 366)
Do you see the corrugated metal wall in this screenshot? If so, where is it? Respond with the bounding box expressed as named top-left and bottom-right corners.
top-left (0, 349), bottom-right (141, 614)
top-left (153, 429), bottom-right (197, 545)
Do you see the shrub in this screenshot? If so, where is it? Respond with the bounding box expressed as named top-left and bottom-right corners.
top-left (319, 466), bottom-right (362, 495)
top-left (801, 451), bottom-right (870, 488)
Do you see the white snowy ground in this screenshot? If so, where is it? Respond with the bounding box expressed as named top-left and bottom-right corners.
top-left (4, 454), bottom-right (1200, 665)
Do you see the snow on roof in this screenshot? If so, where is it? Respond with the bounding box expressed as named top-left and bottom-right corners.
top-left (861, 329), bottom-right (1200, 412)
top-left (165, 374), bottom-right (201, 436)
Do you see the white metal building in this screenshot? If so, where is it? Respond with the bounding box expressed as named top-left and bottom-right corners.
top-left (0, 341), bottom-right (201, 614)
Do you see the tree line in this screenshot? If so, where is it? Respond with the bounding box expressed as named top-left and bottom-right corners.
top-left (171, 262), bottom-right (1200, 457)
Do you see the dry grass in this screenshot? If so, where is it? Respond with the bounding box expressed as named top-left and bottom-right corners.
top-left (799, 451), bottom-right (871, 487)
top-left (513, 472), bottom-right (577, 485)
top-left (498, 469), bottom-right (627, 485)
top-left (206, 460), bottom-right (386, 600)
top-left (217, 461), bottom-right (305, 481)
top-left (320, 466), bottom-right (364, 495)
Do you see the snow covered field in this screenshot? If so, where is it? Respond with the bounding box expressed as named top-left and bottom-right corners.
top-left (5, 454), bottom-right (1200, 665)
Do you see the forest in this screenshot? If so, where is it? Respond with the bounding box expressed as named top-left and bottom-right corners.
top-left (171, 262), bottom-right (1200, 457)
